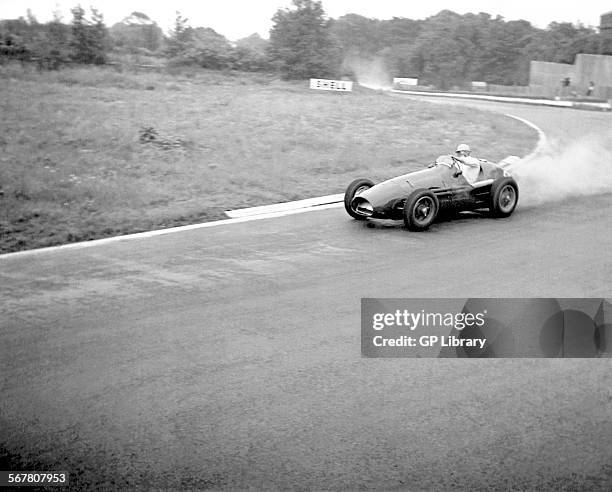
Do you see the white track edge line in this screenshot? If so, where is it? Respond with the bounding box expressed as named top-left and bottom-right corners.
top-left (0, 203), bottom-right (343, 259)
top-left (390, 89), bottom-right (611, 109)
top-left (226, 193), bottom-right (344, 218)
top-left (503, 114), bottom-right (547, 162)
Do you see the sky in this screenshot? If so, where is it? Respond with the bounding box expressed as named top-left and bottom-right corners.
top-left (0, 0), bottom-right (610, 40)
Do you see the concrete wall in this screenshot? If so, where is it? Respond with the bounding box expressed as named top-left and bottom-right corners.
top-left (529, 60), bottom-right (575, 97)
top-left (574, 54), bottom-right (612, 96)
top-left (529, 55), bottom-right (612, 99)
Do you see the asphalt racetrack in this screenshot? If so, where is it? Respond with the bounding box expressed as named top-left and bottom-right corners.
top-left (2, 98), bottom-right (612, 489)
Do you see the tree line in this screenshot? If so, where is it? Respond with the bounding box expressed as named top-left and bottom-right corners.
top-left (0, 7), bottom-right (109, 69)
top-left (1, 0), bottom-right (609, 87)
top-left (332, 9), bottom-right (609, 87)
top-left (0, 7), bottom-right (270, 71)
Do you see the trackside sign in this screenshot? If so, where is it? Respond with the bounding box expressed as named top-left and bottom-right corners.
top-left (393, 77), bottom-right (418, 86)
top-left (310, 78), bottom-right (353, 91)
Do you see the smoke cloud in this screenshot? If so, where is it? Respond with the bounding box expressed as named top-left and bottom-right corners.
top-left (343, 56), bottom-right (391, 91)
top-left (511, 132), bottom-right (612, 208)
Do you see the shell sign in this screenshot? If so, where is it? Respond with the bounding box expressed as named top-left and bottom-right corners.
top-left (309, 78), bottom-right (353, 91)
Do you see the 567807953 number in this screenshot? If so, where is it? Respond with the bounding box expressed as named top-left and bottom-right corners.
top-left (0, 471), bottom-right (68, 486)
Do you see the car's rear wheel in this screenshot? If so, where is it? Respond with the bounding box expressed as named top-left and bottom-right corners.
top-left (490, 177), bottom-right (519, 217)
top-left (403, 189), bottom-right (439, 231)
top-left (344, 178), bottom-right (375, 220)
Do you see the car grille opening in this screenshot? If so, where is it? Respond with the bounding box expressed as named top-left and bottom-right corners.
top-left (353, 197), bottom-right (374, 217)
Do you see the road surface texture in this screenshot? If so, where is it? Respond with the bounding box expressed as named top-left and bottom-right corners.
top-left (2, 99), bottom-right (612, 490)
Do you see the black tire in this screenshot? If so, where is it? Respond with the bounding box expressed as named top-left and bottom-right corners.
top-left (344, 178), bottom-right (375, 220)
top-left (403, 188), bottom-right (439, 231)
top-left (489, 177), bottom-right (519, 217)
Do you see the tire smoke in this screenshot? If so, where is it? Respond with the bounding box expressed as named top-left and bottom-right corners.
top-left (344, 56), bottom-right (391, 91)
top-left (511, 132), bottom-right (612, 208)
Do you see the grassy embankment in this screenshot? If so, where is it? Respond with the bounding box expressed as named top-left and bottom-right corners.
top-left (0, 64), bottom-right (537, 252)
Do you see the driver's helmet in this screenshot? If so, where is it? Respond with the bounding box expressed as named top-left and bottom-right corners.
top-left (456, 143), bottom-right (471, 155)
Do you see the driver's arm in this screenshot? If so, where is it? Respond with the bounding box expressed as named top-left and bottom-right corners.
top-left (458, 156), bottom-right (480, 167)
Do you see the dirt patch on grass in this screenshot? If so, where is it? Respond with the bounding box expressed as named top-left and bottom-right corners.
top-left (0, 65), bottom-right (537, 253)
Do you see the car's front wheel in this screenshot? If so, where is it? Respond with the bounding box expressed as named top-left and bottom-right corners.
top-left (490, 177), bottom-right (519, 217)
top-left (344, 178), bottom-right (375, 220)
top-left (403, 189), bottom-right (439, 231)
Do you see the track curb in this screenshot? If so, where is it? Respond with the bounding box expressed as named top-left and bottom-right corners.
top-left (390, 89), bottom-right (611, 111)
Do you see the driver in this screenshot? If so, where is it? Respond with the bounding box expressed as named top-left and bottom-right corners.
top-left (454, 144), bottom-right (481, 185)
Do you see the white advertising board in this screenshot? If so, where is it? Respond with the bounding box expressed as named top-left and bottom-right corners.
top-left (310, 79), bottom-right (353, 91)
top-left (393, 78), bottom-right (418, 86)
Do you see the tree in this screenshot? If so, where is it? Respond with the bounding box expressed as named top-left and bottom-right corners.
top-left (235, 33), bottom-right (268, 54)
top-left (473, 19), bottom-right (535, 85)
top-left (233, 34), bottom-right (271, 71)
top-left (406, 10), bottom-right (474, 88)
top-left (35, 14), bottom-right (71, 69)
top-left (330, 14), bottom-right (384, 57)
top-left (378, 17), bottom-right (421, 48)
top-left (109, 12), bottom-right (163, 53)
top-left (267, 0), bottom-right (341, 79)
top-left (0, 18), bottom-right (34, 61)
top-left (165, 11), bottom-right (191, 58)
top-left (70, 5), bottom-right (108, 64)
top-left (26, 9), bottom-right (38, 26)
top-left (185, 27), bottom-right (233, 69)
top-left (164, 14), bottom-right (234, 69)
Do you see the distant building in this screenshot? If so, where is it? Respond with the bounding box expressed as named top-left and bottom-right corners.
top-left (601, 11), bottom-right (612, 37)
top-left (601, 11), bottom-right (612, 55)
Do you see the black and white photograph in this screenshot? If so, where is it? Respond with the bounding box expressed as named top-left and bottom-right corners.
top-left (1, 0), bottom-right (611, 489)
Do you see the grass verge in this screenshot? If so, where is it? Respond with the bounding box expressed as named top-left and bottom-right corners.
top-left (0, 64), bottom-right (538, 253)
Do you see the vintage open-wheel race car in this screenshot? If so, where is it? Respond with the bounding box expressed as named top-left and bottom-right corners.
top-left (344, 155), bottom-right (519, 231)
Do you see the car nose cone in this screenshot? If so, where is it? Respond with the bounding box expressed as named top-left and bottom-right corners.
top-left (353, 197), bottom-right (374, 217)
